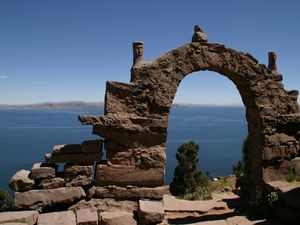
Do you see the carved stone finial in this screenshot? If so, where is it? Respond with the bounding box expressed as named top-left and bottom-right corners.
top-left (133, 41), bottom-right (144, 67)
top-left (192, 25), bottom-right (208, 43)
top-left (268, 52), bottom-right (278, 73)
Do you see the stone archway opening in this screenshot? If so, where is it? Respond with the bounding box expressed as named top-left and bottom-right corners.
top-left (166, 71), bottom-right (247, 184)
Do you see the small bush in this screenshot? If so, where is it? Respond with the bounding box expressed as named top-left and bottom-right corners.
top-left (0, 189), bottom-right (12, 210)
top-left (250, 190), bottom-right (280, 217)
top-left (286, 169), bottom-right (300, 182)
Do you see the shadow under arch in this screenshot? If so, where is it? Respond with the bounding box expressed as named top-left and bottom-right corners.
top-left (80, 42), bottom-right (300, 192)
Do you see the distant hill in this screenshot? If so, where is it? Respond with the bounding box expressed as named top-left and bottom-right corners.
top-left (0, 101), bottom-right (104, 109)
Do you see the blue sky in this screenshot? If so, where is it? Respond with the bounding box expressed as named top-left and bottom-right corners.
top-left (0, 0), bottom-right (300, 105)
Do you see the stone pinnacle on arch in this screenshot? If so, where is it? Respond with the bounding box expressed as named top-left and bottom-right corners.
top-left (192, 24), bottom-right (208, 43)
top-left (132, 41), bottom-right (144, 67)
top-left (268, 51), bottom-right (279, 74)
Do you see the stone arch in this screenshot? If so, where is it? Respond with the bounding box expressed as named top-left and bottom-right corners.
top-left (79, 42), bottom-right (300, 191)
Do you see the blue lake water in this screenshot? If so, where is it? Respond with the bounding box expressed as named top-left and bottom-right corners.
top-left (0, 106), bottom-right (247, 192)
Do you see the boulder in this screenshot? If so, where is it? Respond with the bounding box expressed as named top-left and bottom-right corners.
top-left (138, 200), bottom-right (164, 224)
top-left (14, 186), bottom-right (86, 209)
top-left (29, 163), bottom-right (57, 180)
top-left (37, 211), bottom-right (76, 225)
top-left (95, 164), bottom-right (164, 187)
top-left (0, 211), bottom-right (39, 225)
top-left (99, 211), bottom-right (137, 225)
top-left (45, 152), bottom-right (102, 164)
top-left (87, 185), bottom-right (169, 199)
top-left (76, 208), bottom-right (98, 225)
top-left (68, 199), bottom-right (138, 212)
top-left (9, 170), bottom-right (35, 191)
top-left (41, 177), bottom-right (65, 189)
top-left (81, 139), bottom-right (103, 153)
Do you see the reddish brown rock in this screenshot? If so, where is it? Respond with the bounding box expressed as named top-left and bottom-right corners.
top-left (95, 164), bottom-right (164, 187)
top-left (0, 211), bottom-right (39, 225)
top-left (45, 152), bottom-right (101, 164)
top-left (138, 200), bottom-right (164, 224)
top-left (99, 211), bottom-right (137, 225)
top-left (41, 177), bottom-right (65, 189)
top-left (37, 211), bottom-right (76, 225)
top-left (81, 139), bottom-right (103, 153)
top-left (14, 186), bottom-right (86, 209)
top-left (29, 163), bottom-right (57, 180)
top-left (9, 170), bottom-right (35, 191)
top-left (64, 163), bottom-right (94, 187)
top-left (87, 185), bottom-right (169, 199)
top-left (76, 208), bottom-right (98, 225)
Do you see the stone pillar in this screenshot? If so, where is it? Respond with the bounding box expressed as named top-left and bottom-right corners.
top-left (133, 41), bottom-right (144, 67)
top-left (268, 52), bottom-right (278, 73)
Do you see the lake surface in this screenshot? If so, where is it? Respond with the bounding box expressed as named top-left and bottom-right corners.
top-left (0, 106), bottom-right (247, 192)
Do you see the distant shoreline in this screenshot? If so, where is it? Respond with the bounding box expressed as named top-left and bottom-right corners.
top-left (0, 101), bottom-right (243, 109)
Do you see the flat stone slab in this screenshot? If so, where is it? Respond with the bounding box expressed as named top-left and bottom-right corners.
top-left (29, 163), bottom-right (57, 180)
top-left (68, 198), bottom-right (138, 212)
top-left (163, 194), bottom-right (227, 212)
top-left (138, 200), bottom-right (164, 224)
top-left (64, 163), bottom-right (94, 175)
top-left (37, 211), bottom-right (76, 225)
top-left (9, 170), bottom-right (35, 191)
top-left (65, 174), bottom-right (93, 187)
top-left (41, 177), bottom-right (65, 189)
top-left (87, 185), bottom-right (169, 199)
top-left (53, 144), bottom-right (82, 154)
top-left (76, 208), bottom-right (98, 225)
top-left (45, 152), bottom-right (102, 163)
top-left (14, 186), bottom-right (86, 209)
top-left (0, 211), bottom-right (39, 225)
top-left (266, 180), bottom-right (300, 210)
top-left (81, 139), bottom-right (103, 153)
top-left (99, 211), bottom-right (137, 225)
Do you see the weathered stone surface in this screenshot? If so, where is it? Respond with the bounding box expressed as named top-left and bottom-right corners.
top-left (45, 152), bottom-right (101, 163)
top-left (76, 208), bottom-right (98, 225)
top-left (29, 163), bottom-right (57, 180)
top-left (53, 144), bottom-right (82, 154)
top-left (41, 177), bottom-right (64, 189)
top-left (291, 157), bottom-right (300, 176)
top-left (81, 139), bottom-right (103, 153)
top-left (68, 198), bottom-right (138, 212)
top-left (99, 211), bottom-right (137, 225)
top-left (95, 164), bottom-right (164, 187)
top-left (64, 163), bottom-right (94, 175)
top-left (9, 170), bottom-right (35, 191)
top-left (0, 211), bottom-right (39, 225)
top-left (87, 185), bottom-right (169, 199)
top-left (37, 211), bottom-right (76, 225)
top-left (14, 187), bottom-right (86, 209)
top-left (65, 174), bottom-right (93, 187)
top-left (191, 25), bottom-right (208, 43)
top-left (138, 200), bottom-right (164, 224)
top-left (266, 181), bottom-right (300, 210)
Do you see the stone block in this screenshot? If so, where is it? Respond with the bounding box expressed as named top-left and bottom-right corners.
top-left (65, 174), bottom-right (93, 187)
top-left (45, 152), bottom-right (102, 163)
top-left (76, 208), bottom-right (98, 225)
top-left (64, 163), bottom-right (94, 175)
top-left (53, 144), bottom-right (82, 154)
top-left (99, 211), bottom-right (137, 225)
top-left (41, 177), bottom-right (65, 189)
top-left (138, 200), bottom-right (164, 224)
top-left (0, 211), bottom-right (39, 225)
top-left (87, 185), bottom-right (169, 199)
top-left (14, 186), bottom-right (86, 210)
top-left (9, 170), bottom-right (35, 191)
top-left (37, 211), bottom-right (76, 225)
top-left (81, 139), bottom-right (103, 153)
top-left (95, 164), bottom-right (164, 187)
top-left (29, 163), bottom-right (57, 180)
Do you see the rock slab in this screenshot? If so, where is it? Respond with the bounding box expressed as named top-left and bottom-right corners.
top-left (76, 208), bottom-right (98, 225)
top-left (99, 211), bottom-right (137, 225)
top-left (9, 170), bottom-right (35, 191)
top-left (138, 200), bottom-right (164, 224)
top-left (29, 163), bottom-right (57, 180)
top-left (37, 211), bottom-right (76, 225)
top-left (14, 186), bottom-right (86, 209)
top-left (41, 177), bottom-right (65, 189)
top-left (0, 211), bottom-right (39, 225)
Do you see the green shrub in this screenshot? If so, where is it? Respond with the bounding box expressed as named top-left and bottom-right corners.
top-left (286, 169), bottom-right (300, 182)
top-left (170, 141), bottom-right (210, 199)
top-left (250, 190), bottom-right (280, 217)
top-left (0, 189), bottom-right (12, 210)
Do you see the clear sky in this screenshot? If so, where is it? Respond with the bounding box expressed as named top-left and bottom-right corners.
top-left (0, 0), bottom-right (300, 105)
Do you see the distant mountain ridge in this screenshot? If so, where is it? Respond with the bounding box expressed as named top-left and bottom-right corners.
top-left (0, 101), bottom-right (103, 109)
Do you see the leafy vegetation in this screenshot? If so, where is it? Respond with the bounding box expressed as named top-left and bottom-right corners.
top-left (0, 189), bottom-right (12, 210)
top-left (250, 190), bottom-right (280, 217)
top-left (170, 141), bottom-right (211, 200)
top-left (286, 169), bottom-right (300, 182)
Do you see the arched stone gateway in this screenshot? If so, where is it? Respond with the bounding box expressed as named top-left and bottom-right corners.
top-left (79, 28), bottom-right (300, 191)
